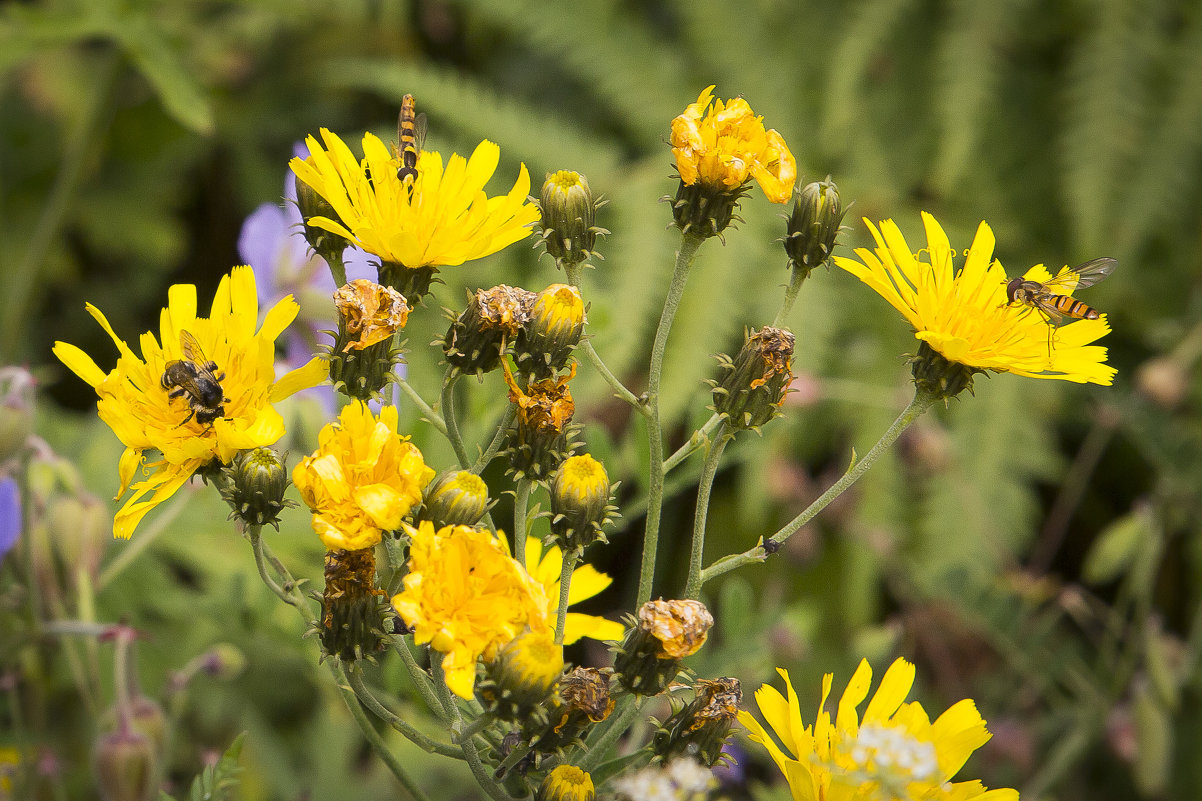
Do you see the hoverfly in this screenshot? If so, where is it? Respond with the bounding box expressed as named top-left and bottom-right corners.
top-left (395, 93), bottom-right (428, 188)
top-left (1006, 257), bottom-right (1117, 340)
top-left (160, 330), bottom-right (228, 428)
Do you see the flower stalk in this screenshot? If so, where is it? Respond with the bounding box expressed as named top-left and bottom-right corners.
top-left (684, 421), bottom-right (731, 599)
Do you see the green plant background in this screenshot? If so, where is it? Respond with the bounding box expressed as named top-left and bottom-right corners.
top-left (4, 0), bottom-right (1202, 799)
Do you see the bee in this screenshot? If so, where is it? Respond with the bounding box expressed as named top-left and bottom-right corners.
top-left (160, 330), bottom-right (229, 428)
top-left (395, 93), bottom-right (428, 187)
top-left (1006, 256), bottom-right (1117, 323)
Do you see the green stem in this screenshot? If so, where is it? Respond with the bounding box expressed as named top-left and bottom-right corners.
top-left (396, 376), bottom-right (447, 436)
top-left (563, 261), bottom-right (647, 412)
top-left (431, 654), bottom-right (515, 801)
top-left (700, 388), bottom-right (937, 586)
top-left (325, 250), bottom-right (348, 289)
top-left (96, 489), bottom-right (192, 590)
top-left (473, 404), bottom-right (516, 474)
top-left (684, 423), bottom-right (731, 599)
top-left (441, 370), bottom-right (472, 469)
top-left (1, 51), bottom-right (119, 361)
top-left (345, 668), bottom-right (461, 758)
top-left (392, 637), bottom-right (449, 723)
top-left (249, 525), bottom-right (299, 607)
top-left (637, 231), bottom-right (705, 605)
top-left (772, 265), bottom-right (809, 328)
top-left (331, 662), bottom-right (432, 801)
top-left (513, 479), bottom-right (531, 567)
top-left (555, 549), bottom-right (579, 645)
top-left (663, 413), bottom-right (722, 473)
top-left (452, 713), bottom-right (494, 745)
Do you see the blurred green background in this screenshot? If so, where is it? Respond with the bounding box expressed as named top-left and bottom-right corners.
top-left (4, 0), bottom-right (1202, 799)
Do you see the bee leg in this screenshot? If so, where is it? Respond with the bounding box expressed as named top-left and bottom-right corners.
top-left (167, 386), bottom-right (187, 400)
top-left (177, 408), bottom-right (196, 428)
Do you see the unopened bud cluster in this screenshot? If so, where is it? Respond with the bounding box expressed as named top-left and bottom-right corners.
top-left (549, 454), bottom-right (616, 553)
top-left (710, 326), bottom-right (795, 431)
top-left (514, 284), bottom-right (587, 379)
top-left (478, 627), bottom-right (564, 723)
top-left (220, 447), bottom-right (292, 529)
top-left (417, 469), bottom-right (490, 529)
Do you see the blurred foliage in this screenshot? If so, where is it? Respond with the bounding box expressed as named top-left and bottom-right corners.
top-left (3, 0), bottom-right (1202, 799)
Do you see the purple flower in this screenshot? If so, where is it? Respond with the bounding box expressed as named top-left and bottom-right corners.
top-left (0, 476), bottom-right (20, 564)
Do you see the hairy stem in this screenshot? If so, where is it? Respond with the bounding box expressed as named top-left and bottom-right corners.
top-left (684, 422), bottom-right (731, 599)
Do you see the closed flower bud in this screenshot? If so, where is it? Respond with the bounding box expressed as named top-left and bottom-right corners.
top-left (443, 285), bottom-right (536, 376)
top-left (502, 363), bottom-right (578, 482)
top-left (201, 643), bottom-right (247, 680)
top-left (711, 326), bottom-right (795, 431)
top-left (419, 469), bottom-right (490, 529)
top-left (479, 627), bottom-right (564, 722)
top-left (614, 600), bottom-right (714, 696)
top-left (329, 280), bottom-right (409, 402)
top-left (514, 284), bottom-right (586, 379)
top-left (320, 547), bottom-right (390, 662)
top-left (92, 725), bottom-right (154, 801)
top-left (783, 178), bottom-right (846, 277)
top-left (652, 677), bottom-right (742, 766)
top-left (538, 171), bottom-right (604, 266)
top-left (910, 340), bottom-right (984, 402)
top-left (295, 172), bottom-right (352, 268)
top-left (549, 454), bottom-right (615, 553)
top-left (47, 493), bottom-right (106, 583)
top-left (221, 447), bottom-right (292, 530)
top-left (536, 764), bottom-right (595, 801)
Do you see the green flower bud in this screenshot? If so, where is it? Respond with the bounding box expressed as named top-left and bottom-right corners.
top-left (201, 643), bottom-right (248, 680)
top-left (614, 600), bottom-right (714, 696)
top-left (295, 173), bottom-right (352, 269)
top-left (538, 171), bottom-right (605, 266)
top-left (710, 326), bottom-right (795, 431)
top-left (549, 454), bottom-right (615, 553)
top-left (514, 284), bottom-right (587, 380)
top-left (536, 764), bottom-right (596, 801)
top-left (221, 448), bottom-right (292, 529)
top-left (783, 178), bottom-right (846, 277)
top-left (419, 470), bottom-right (490, 529)
top-left (443, 285), bottom-right (536, 376)
top-left (47, 493), bottom-right (106, 584)
top-left (478, 627), bottom-right (563, 723)
top-left (652, 677), bottom-right (741, 766)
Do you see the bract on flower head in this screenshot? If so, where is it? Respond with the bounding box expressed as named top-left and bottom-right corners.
top-left (289, 129), bottom-right (540, 281)
top-left (834, 212), bottom-right (1116, 386)
top-left (292, 402), bottom-right (433, 551)
top-left (391, 521), bottom-right (550, 699)
top-left (739, 657), bottom-right (1019, 801)
top-left (670, 85), bottom-right (797, 204)
top-left (52, 266), bottom-right (328, 539)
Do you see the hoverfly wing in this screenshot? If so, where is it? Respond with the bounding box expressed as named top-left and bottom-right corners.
top-left (413, 112), bottom-right (428, 153)
top-left (1067, 257), bottom-right (1117, 290)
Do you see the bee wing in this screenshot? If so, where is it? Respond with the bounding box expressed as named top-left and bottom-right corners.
top-left (179, 330), bottom-right (209, 364)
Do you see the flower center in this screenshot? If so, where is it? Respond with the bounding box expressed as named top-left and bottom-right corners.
top-left (828, 721), bottom-right (941, 800)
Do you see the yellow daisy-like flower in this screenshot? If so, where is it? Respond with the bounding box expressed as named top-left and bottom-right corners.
top-left (523, 537), bottom-right (625, 645)
top-left (834, 212), bottom-right (1115, 385)
top-left (670, 85), bottom-right (797, 203)
top-left (739, 658), bottom-right (1019, 801)
top-left (290, 129), bottom-right (540, 293)
top-left (292, 402), bottom-right (434, 551)
top-left (391, 522), bottom-right (550, 699)
top-left (52, 266), bottom-right (327, 539)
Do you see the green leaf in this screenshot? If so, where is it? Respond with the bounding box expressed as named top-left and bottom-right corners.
top-left (115, 17), bottom-right (214, 135)
top-left (1081, 510), bottom-right (1149, 585)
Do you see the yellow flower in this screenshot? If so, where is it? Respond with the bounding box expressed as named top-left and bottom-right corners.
top-left (670, 85), bottom-right (797, 203)
top-left (523, 537), bottom-right (625, 644)
top-left (52, 267), bottom-right (327, 539)
top-left (290, 129), bottom-right (539, 273)
top-left (391, 522), bottom-right (550, 699)
top-left (739, 658), bottom-right (1019, 801)
top-left (834, 213), bottom-right (1115, 385)
top-left (292, 402), bottom-right (434, 551)
top-left (536, 764), bottom-right (596, 801)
